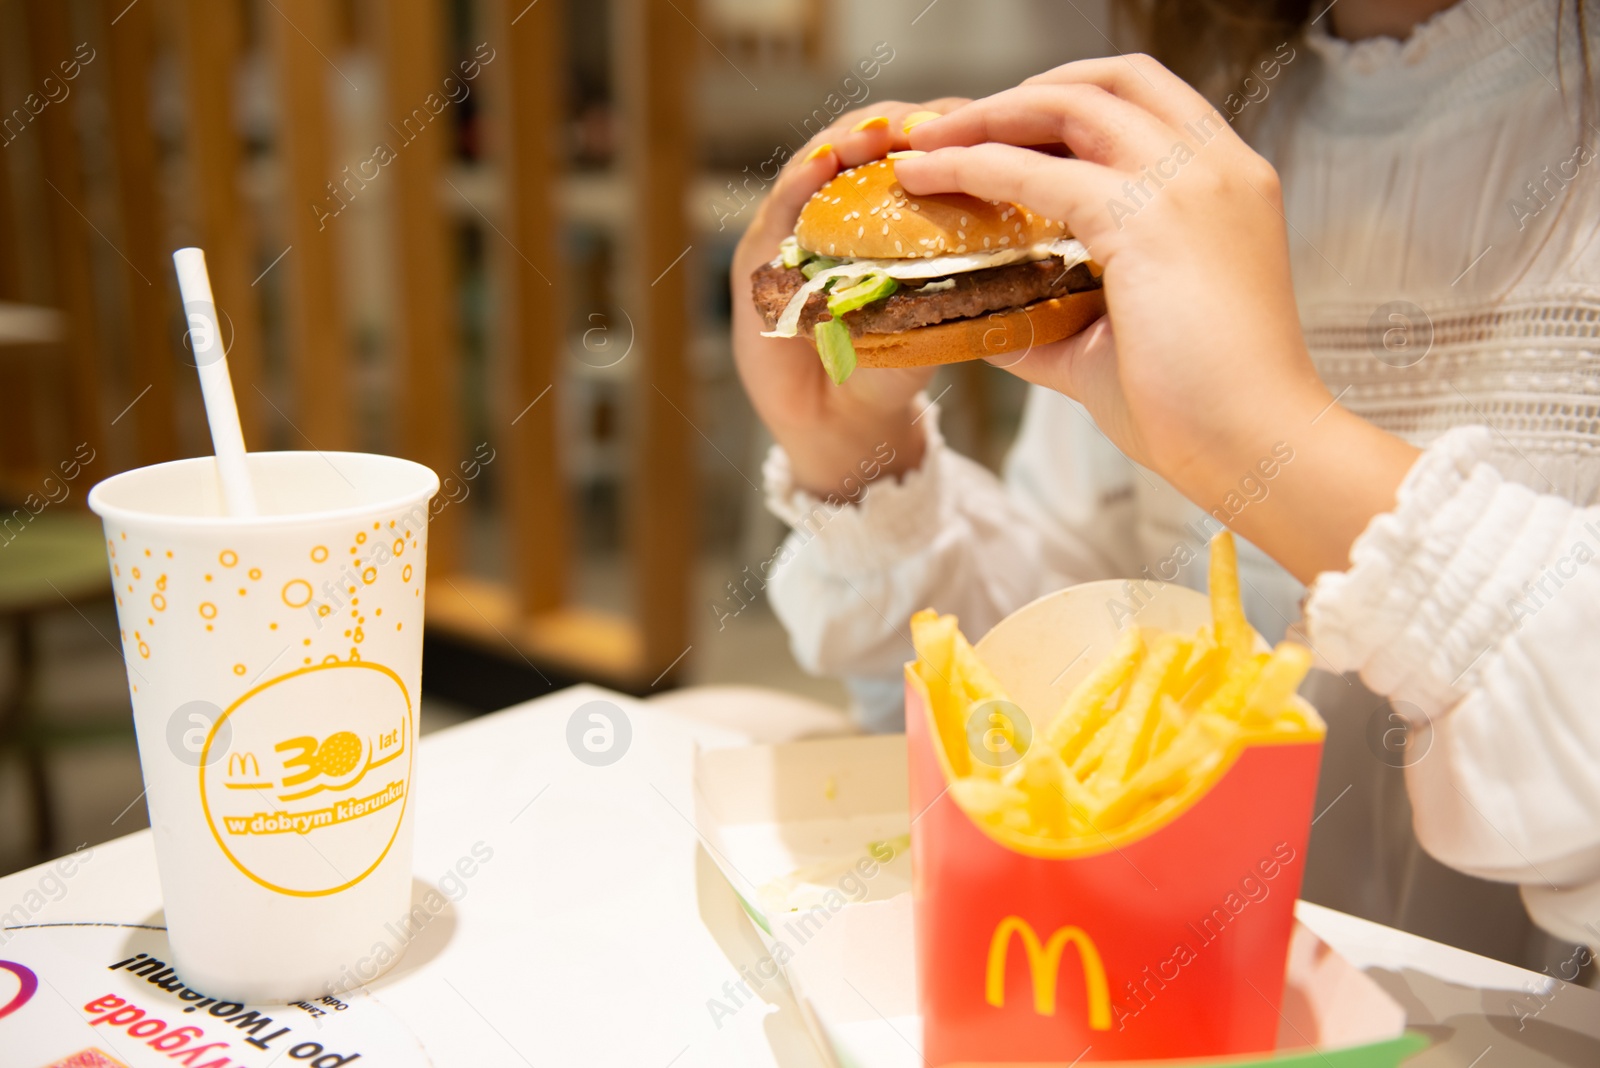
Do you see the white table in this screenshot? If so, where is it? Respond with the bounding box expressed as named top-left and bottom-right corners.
top-left (3, 684), bottom-right (1597, 1066)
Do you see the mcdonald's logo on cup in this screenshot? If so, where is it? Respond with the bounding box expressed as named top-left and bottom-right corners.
top-left (985, 916), bottom-right (1111, 1028)
top-left (227, 751), bottom-right (260, 778)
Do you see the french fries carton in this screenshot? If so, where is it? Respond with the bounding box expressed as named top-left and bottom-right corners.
top-left (906, 535), bottom-right (1327, 1064)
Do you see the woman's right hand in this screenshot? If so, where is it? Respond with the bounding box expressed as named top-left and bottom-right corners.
top-left (730, 100), bottom-right (967, 502)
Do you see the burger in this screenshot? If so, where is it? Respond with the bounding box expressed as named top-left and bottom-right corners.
top-left (752, 152), bottom-right (1105, 384)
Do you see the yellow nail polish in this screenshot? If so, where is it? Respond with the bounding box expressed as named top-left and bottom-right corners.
top-left (902, 110), bottom-right (941, 134)
top-left (851, 115), bottom-right (890, 133)
top-left (806, 142), bottom-right (834, 162)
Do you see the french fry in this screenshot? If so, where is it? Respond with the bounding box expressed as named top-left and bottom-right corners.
top-left (1149, 695), bottom-right (1186, 758)
top-left (1000, 805), bottom-right (1035, 834)
top-left (1087, 634), bottom-right (1191, 794)
top-left (955, 638), bottom-right (1023, 777)
top-left (1194, 655), bottom-right (1263, 721)
top-left (1176, 644), bottom-right (1229, 709)
top-left (1209, 530), bottom-right (1252, 659)
top-left (1240, 642), bottom-right (1314, 725)
top-left (911, 610), bottom-right (971, 778)
top-left (1042, 627), bottom-right (1146, 762)
top-left (914, 528), bottom-right (1320, 844)
top-left (1096, 713), bottom-right (1241, 828)
top-left (950, 776), bottom-right (1029, 821)
top-left (1018, 746), bottom-right (1095, 837)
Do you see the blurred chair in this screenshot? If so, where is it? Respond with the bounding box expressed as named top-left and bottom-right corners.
top-left (0, 511), bottom-right (114, 859)
top-left (0, 306), bottom-right (116, 862)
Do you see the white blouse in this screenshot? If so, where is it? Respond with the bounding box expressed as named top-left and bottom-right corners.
top-left (760, 0), bottom-right (1600, 949)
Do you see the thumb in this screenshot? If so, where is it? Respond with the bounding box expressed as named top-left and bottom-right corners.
top-left (986, 315), bottom-right (1116, 403)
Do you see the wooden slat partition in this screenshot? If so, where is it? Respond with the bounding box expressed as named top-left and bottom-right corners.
top-left (0, 0), bottom-right (706, 695)
top-left (23, 0), bottom-right (106, 466)
top-left (376, 0), bottom-right (462, 573)
top-left (426, 0), bottom-right (649, 688)
top-left (0, 12), bottom-right (21, 307)
top-left (493, 0), bottom-right (567, 617)
top-left (617, 0), bottom-right (697, 683)
top-left (264, 0), bottom-right (349, 451)
top-left (101, 0), bottom-right (179, 467)
top-left (0, 0), bottom-right (38, 479)
top-left (179, 0), bottom-right (266, 448)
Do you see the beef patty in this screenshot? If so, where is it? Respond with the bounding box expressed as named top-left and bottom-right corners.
top-left (752, 256), bottom-right (1100, 337)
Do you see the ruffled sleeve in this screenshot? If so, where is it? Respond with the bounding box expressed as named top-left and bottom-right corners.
top-left (1306, 427), bottom-right (1600, 946)
top-left (763, 388), bottom-right (1141, 730)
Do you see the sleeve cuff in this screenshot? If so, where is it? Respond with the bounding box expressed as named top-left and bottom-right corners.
top-left (762, 393), bottom-right (947, 578)
top-left (1305, 425), bottom-right (1571, 716)
top-left (1522, 881), bottom-right (1600, 950)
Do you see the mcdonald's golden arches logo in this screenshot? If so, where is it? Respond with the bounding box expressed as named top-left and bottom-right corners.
top-left (985, 916), bottom-right (1111, 1030)
top-left (227, 751), bottom-right (260, 778)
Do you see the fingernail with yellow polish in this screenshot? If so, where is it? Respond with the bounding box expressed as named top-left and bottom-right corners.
top-left (806, 142), bottom-right (834, 162)
top-left (851, 115), bottom-right (890, 133)
top-left (902, 110), bottom-right (941, 134)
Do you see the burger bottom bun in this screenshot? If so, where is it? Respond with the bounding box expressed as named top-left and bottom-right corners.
top-left (847, 289), bottom-right (1107, 370)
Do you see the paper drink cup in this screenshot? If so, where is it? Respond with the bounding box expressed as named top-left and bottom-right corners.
top-left (88, 451), bottom-right (439, 1002)
top-left (906, 580), bottom-right (1324, 1064)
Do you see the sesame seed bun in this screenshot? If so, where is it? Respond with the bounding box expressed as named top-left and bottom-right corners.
top-left (794, 154), bottom-right (1072, 260)
top-left (852, 290), bottom-right (1106, 369)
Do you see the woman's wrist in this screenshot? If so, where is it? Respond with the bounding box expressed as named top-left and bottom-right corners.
top-left (779, 401), bottom-right (927, 503)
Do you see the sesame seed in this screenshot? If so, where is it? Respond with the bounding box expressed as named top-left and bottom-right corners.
top-left (858, 177), bottom-right (867, 185)
top-left (1000, 236), bottom-right (1010, 245)
top-left (858, 226), bottom-right (865, 237)
top-left (957, 230), bottom-right (966, 240)
top-left (960, 216), bottom-right (968, 226)
top-left (984, 237), bottom-right (992, 248)
top-left (891, 212), bottom-right (902, 220)
top-left (955, 244), bottom-right (967, 252)
top-left (870, 206), bottom-right (881, 215)
top-left (894, 240), bottom-right (903, 252)
top-left (882, 223), bottom-right (889, 235)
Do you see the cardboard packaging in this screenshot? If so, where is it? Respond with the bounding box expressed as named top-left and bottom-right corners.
top-left (906, 580), bottom-right (1326, 1063)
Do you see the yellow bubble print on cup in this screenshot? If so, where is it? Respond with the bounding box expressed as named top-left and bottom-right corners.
top-left (199, 661), bottom-right (413, 897)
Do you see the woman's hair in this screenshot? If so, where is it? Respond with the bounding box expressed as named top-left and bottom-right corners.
top-left (1112, 1), bottom-right (1593, 122)
top-left (1109, 1), bottom-right (1314, 103)
top-left (1110, 1), bottom-right (1599, 294)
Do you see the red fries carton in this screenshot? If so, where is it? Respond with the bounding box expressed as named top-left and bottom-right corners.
top-left (906, 578), bottom-right (1325, 1064)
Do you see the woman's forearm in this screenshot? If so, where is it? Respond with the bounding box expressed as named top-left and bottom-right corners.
top-left (1201, 399), bottom-right (1420, 585)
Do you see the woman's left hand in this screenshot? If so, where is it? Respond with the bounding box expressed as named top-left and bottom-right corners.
top-left (893, 56), bottom-right (1419, 581)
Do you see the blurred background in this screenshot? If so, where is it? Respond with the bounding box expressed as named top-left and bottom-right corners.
top-left (0, 0), bottom-right (1111, 876)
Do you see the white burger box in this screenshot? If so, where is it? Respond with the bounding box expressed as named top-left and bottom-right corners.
top-left (692, 734), bottom-right (1423, 1068)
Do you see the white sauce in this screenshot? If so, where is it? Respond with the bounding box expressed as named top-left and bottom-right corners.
top-left (762, 239), bottom-right (1090, 339)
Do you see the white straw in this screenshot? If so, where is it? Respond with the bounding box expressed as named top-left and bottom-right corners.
top-left (173, 247), bottom-right (258, 517)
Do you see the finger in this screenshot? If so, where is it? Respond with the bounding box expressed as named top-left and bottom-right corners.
top-left (908, 84), bottom-right (1178, 171)
top-left (746, 100), bottom-right (976, 264)
top-left (1021, 55), bottom-right (1220, 134)
top-left (883, 97), bottom-right (969, 150)
top-left (987, 315), bottom-right (1116, 404)
top-left (894, 143), bottom-right (1122, 242)
top-left (750, 145), bottom-right (841, 246)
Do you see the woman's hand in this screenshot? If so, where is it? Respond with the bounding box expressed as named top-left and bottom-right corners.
top-left (893, 57), bottom-right (1418, 581)
top-left (731, 100), bottom-right (967, 502)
